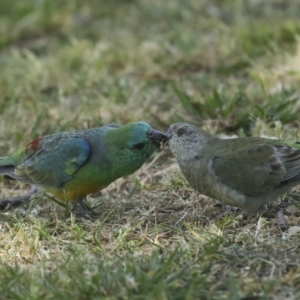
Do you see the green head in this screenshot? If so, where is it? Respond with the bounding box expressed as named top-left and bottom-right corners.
top-left (105, 121), bottom-right (166, 176)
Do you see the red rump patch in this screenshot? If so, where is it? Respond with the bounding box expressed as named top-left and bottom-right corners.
top-left (26, 138), bottom-right (40, 151)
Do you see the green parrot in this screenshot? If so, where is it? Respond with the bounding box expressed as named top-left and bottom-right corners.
top-left (166, 122), bottom-right (300, 215)
top-left (0, 122), bottom-right (166, 213)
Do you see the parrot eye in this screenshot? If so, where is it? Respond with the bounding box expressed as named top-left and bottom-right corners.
top-left (177, 128), bottom-right (186, 136)
top-left (132, 142), bottom-right (145, 150)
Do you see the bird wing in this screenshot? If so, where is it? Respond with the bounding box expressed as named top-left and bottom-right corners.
top-left (211, 142), bottom-right (300, 197)
top-left (275, 144), bottom-right (300, 184)
top-left (14, 136), bottom-right (90, 187)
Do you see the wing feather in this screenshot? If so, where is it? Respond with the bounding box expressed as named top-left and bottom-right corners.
top-left (211, 143), bottom-right (289, 197)
top-left (14, 137), bottom-right (90, 187)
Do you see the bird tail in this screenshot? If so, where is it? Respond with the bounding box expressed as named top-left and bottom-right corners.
top-left (0, 156), bottom-right (16, 178)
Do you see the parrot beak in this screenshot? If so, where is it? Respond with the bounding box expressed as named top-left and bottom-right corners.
top-left (165, 129), bottom-right (172, 140)
top-left (147, 128), bottom-right (168, 147)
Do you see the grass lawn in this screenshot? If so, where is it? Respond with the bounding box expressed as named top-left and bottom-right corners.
top-left (1, 0), bottom-right (300, 299)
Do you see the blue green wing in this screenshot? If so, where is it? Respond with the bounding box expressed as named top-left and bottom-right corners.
top-left (14, 137), bottom-right (90, 187)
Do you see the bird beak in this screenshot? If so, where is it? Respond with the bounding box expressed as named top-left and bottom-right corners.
top-left (165, 129), bottom-right (172, 140)
top-left (147, 128), bottom-right (168, 147)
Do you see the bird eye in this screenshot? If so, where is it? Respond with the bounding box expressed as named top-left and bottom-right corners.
top-left (177, 128), bottom-right (186, 136)
top-left (132, 142), bottom-right (145, 150)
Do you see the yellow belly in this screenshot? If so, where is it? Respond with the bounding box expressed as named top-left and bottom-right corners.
top-left (46, 182), bottom-right (107, 202)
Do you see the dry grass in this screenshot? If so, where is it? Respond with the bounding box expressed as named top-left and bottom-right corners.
top-left (1, 0), bottom-right (300, 299)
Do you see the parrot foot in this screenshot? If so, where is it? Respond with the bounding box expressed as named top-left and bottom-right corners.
top-left (72, 197), bottom-right (100, 219)
top-left (90, 191), bottom-right (103, 198)
top-left (0, 185), bottom-right (37, 210)
top-left (217, 203), bottom-right (241, 214)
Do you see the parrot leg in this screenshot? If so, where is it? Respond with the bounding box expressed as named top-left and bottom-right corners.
top-left (0, 185), bottom-right (37, 210)
top-left (276, 209), bottom-right (286, 229)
